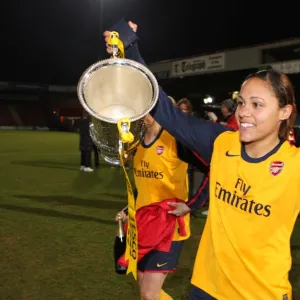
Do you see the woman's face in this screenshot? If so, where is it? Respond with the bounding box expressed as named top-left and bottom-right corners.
top-left (221, 104), bottom-right (230, 117)
top-left (236, 77), bottom-right (291, 143)
top-left (143, 114), bottom-right (155, 127)
top-left (179, 103), bottom-right (189, 113)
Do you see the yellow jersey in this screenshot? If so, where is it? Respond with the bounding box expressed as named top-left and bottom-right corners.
top-left (121, 30), bottom-right (300, 297)
top-left (192, 130), bottom-right (300, 300)
top-left (133, 128), bottom-right (190, 241)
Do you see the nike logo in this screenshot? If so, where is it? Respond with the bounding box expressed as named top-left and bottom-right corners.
top-left (225, 151), bottom-right (239, 157)
top-left (156, 262), bottom-right (168, 268)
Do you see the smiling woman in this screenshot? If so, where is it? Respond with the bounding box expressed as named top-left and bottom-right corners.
top-left (117, 20), bottom-right (300, 299)
top-left (148, 68), bottom-right (300, 300)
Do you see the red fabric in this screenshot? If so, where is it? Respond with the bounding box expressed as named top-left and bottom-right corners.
top-left (118, 198), bottom-right (187, 267)
top-left (226, 114), bottom-right (239, 131)
top-left (209, 116), bottom-right (238, 131)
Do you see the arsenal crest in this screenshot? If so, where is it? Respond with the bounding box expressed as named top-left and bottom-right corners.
top-left (270, 161), bottom-right (284, 176)
top-left (156, 145), bottom-right (164, 155)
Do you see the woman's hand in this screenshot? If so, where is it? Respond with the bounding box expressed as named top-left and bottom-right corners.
top-left (115, 208), bottom-right (128, 222)
top-left (167, 202), bottom-right (191, 216)
top-left (103, 21), bottom-right (138, 54)
top-left (206, 112), bottom-right (218, 122)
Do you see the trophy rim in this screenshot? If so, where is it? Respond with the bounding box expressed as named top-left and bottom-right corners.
top-left (77, 58), bottom-right (159, 124)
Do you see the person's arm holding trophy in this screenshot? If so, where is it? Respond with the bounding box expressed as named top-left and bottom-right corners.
top-left (78, 15), bottom-right (160, 283)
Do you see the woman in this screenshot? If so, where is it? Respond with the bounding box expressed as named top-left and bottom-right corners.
top-left (77, 113), bottom-right (94, 172)
top-left (117, 113), bottom-right (193, 300)
top-left (105, 22), bottom-right (299, 300)
top-left (177, 98), bottom-right (193, 114)
top-left (207, 98), bottom-right (239, 130)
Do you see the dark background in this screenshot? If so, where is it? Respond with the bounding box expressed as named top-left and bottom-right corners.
top-left (2, 0), bottom-right (299, 85)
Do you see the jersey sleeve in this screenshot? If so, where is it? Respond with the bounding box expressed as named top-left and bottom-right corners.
top-left (188, 175), bottom-right (210, 211)
top-left (176, 141), bottom-right (210, 170)
top-left (126, 43), bottom-right (231, 165)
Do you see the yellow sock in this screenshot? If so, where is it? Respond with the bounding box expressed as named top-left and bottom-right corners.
top-left (158, 289), bottom-right (173, 300)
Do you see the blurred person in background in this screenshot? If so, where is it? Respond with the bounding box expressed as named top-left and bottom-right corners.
top-left (207, 98), bottom-right (238, 131)
top-left (177, 98), bottom-right (193, 114)
top-left (77, 111), bottom-right (94, 172)
top-left (93, 143), bottom-right (100, 168)
top-left (294, 127), bottom-right (300, 147)
top-left (288, 126), bottom-right (300, 148)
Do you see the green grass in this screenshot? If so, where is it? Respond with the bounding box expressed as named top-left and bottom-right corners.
top-left (0, 130), bottom-right (299, 300)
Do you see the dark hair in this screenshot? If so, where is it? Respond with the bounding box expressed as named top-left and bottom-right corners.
top-left (177, 98), bottom-right (193, 113)
top-left (244, 69), bottom-right (297, 140)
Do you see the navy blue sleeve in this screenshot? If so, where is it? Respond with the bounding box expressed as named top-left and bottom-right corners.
top-left (126, 43), bottom-right (146, 65)
top-left (152, 85), bottom-right (234, 164)
top-left (176, 141), bottom-right (209, 171)
top-left (108, 18), bottom-right (139, 49)
top-left (187, 175), bottom-right (210, 211)
top-left (127, 45), bottom-right (229, 164)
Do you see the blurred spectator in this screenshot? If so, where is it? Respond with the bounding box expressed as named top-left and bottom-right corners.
top-left (77, 112), bottom-right (94, 172)
top-left (177, 98), bottom-right (193, 114)
top-left (294, 127), bottom-right (300, 147)
top-left (207, 98), bottom-right (238, 131)
top-left (93, 144), bottom-right (100, 168)
top-left (289, 127), bottom-right (300, 147)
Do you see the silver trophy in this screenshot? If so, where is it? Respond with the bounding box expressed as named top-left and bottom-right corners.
top-left (77, 56), bottom-right (159, 165)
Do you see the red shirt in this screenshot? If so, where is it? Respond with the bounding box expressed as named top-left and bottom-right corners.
top-left (118, 198), bottom-right (187, 267)
top-left (226, 114), bottom-right (239, 131)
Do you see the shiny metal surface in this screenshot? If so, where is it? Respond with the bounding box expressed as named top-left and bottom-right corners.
top-left (77, 58), bottom-right (158, 165)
